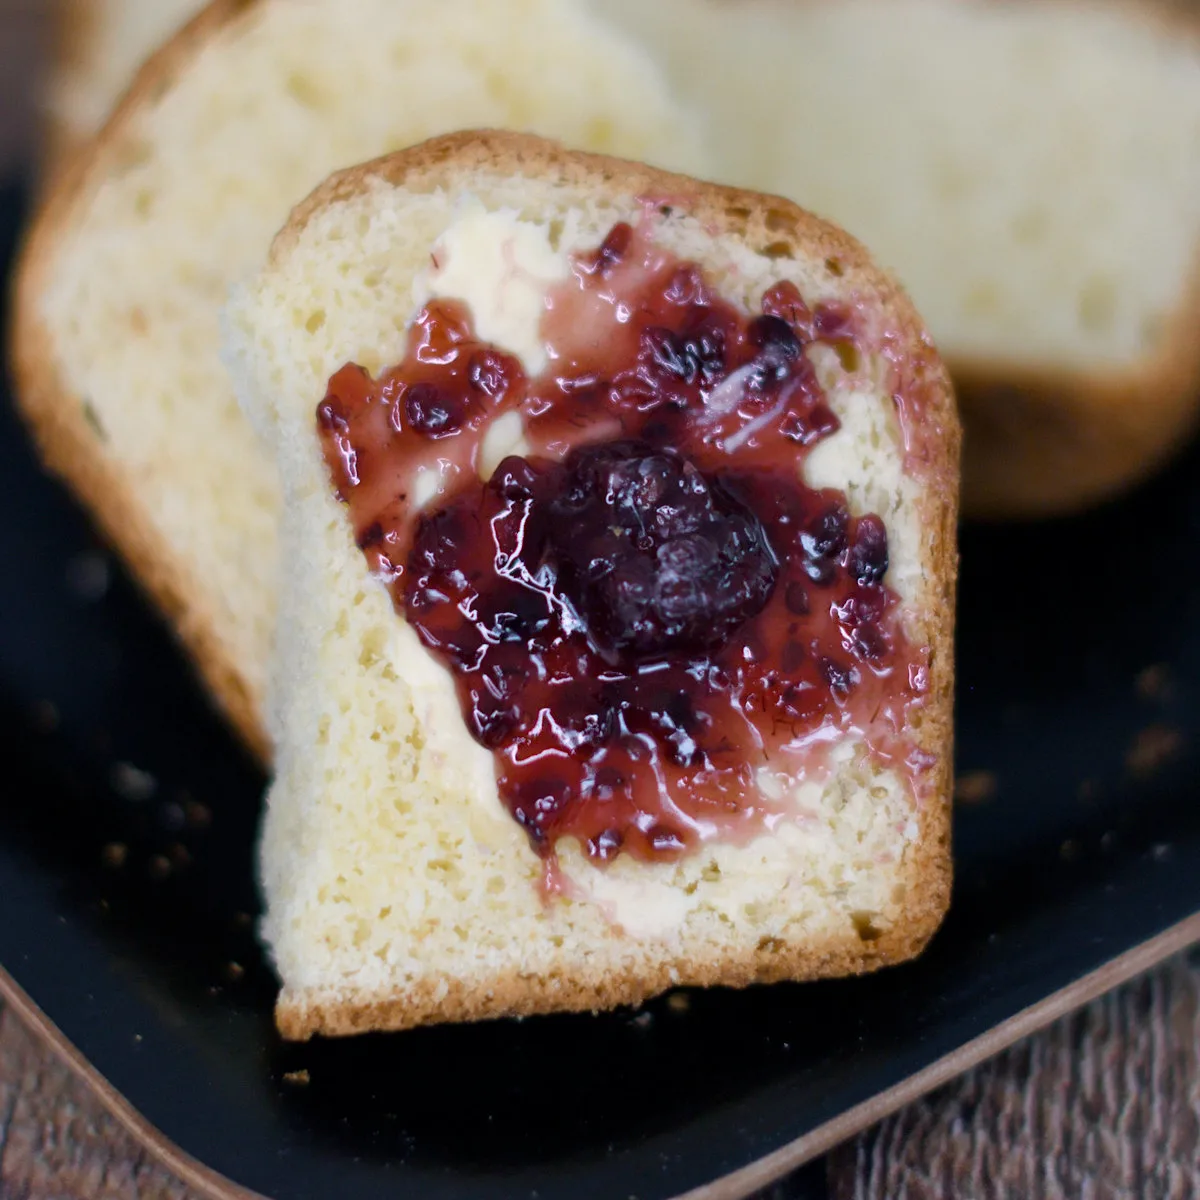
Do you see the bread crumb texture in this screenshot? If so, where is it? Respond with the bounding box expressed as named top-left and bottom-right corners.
top-left (223, 134), bottom-right (956, 1039)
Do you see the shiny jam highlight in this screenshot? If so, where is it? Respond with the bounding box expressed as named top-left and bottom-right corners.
top-left (318, 220), bottom-right (929, 868)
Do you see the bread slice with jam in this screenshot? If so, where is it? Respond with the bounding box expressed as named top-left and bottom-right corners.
top-left (223, 132), bottom-right (959, 1039)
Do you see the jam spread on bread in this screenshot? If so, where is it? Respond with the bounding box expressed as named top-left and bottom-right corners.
top-left (319, 221), bottom-right (929, 868)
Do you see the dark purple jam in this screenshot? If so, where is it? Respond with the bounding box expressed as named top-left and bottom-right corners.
top-left (318, 220), bottom-right (929, 869)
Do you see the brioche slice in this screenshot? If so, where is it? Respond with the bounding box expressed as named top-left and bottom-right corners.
top-left (13, 0), bottom-right (707, 757)
top-left (590, 0), bottom-right (1200, 517)
top-left (46, 0), bottom-right (203, 161)
top-left (222, 132), bottom-right (958, 1039)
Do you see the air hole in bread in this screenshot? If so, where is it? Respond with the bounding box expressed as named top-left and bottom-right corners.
top-left (759, 240), bottom-right (793, 260)
top-left (80, 400), bottom-right (107, 442)
top-left (305, 310), bottom-right (326, 334)
top-left (825, 257), bottom-right (845, 278)
top-left (765, 208), bottom-right (792, 233)
top-left (756, 936), bottom-right (784, 954)
top-left (851, 911), bottom-right (884, 942)
top-left (834, 342), bottom-right (861, 373)
top-left (286, 72), bottom-right (324, 110)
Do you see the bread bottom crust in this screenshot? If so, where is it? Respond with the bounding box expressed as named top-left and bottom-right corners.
top-left (275, 890), bottom-right (950, 1041)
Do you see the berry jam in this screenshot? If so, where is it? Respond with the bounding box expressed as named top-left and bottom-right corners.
top-left (318, 220), bottom-right (930, 869)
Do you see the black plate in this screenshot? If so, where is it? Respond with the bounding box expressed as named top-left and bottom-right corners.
top-left (2, 178), bottom-right (1199, 1200)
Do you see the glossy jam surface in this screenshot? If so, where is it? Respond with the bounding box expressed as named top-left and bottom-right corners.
top-left (318, 221), bottom-right (929, 866)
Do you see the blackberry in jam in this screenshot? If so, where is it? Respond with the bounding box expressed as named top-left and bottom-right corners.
top-left (546, 441), bottom-right (778, 661)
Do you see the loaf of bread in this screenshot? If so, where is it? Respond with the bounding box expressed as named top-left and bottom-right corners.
top-left (13, 0), bottom-right (706, 756)
top-left (222, 131), bottom-right (958, 1038)
top-left (46, 0), bottom-right (204, 159)
top-left (592, 0), bottom-right (1200, 517)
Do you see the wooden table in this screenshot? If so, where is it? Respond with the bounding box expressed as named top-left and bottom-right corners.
top-left (2, 3), bottom-right (1199, 1197)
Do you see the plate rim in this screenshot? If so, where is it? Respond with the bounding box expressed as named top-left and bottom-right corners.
top-left (2, 911), bottom-right (1198, 1200)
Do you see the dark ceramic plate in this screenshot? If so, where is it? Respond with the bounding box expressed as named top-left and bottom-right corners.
top-left (2, 179), bottom-right (1199, 1200)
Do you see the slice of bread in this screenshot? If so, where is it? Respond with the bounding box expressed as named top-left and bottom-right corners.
top-left (591, 0), bottom-right (1200, 517)
top-left (222, 131), bottom-right (959, 1039)
top-left (13, 0), bottom-right (707, 757)
top-left (46, 0), bottom-right (204, 161)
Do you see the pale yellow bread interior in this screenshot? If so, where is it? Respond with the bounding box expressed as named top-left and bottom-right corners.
top-left (222, 132), bottom-right (958, 1039)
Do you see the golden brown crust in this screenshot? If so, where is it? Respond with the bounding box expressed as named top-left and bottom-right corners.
top-left (265, 130), bottom-right (960, 1041)
top-left (10, 0), bottom-right (271, 761)
top-left (277, 917), bottom-right (940, 1039)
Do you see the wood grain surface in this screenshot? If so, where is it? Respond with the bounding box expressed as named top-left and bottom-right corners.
top-left (0, 999), bottom-right (193, 1200)
top-left (2, 2), bottom-right (1200, 1198)
top-left (826, 949), bottom-right (1200, 1200)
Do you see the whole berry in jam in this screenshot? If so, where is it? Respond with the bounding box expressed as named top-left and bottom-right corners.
top-left (847, 514), bottom-right (890, 585)
top-left (546, 440), bottom-right (779, 661)
top-left (403, 382), bottom-right (462, 437)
